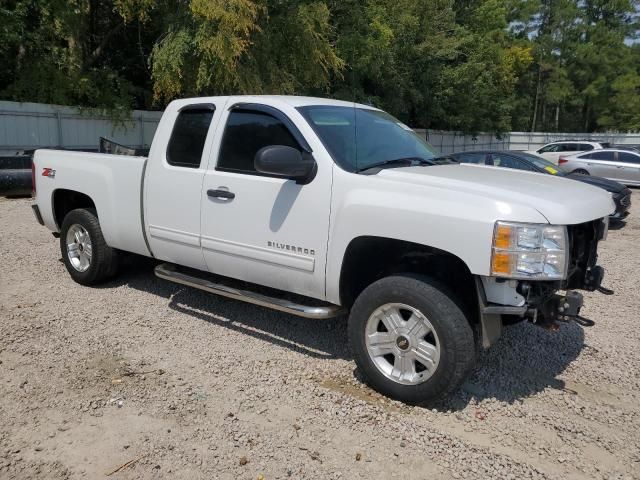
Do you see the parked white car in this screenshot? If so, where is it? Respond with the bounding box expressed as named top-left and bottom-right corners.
top-left (528, 140), bottom-right (609, 164)
top-left (559, 148), bottom-right (640, 186)
top-left (31, 96), bottom-right (615, 403)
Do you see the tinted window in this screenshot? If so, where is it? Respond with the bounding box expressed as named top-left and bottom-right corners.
top-left (520, 153), bottom-right (564, 175)
top-left (217, 110), bottom-right (300, 174)
top-left (490, 154), bottom-right (527, 169)
top-left (298, 106), bottom-right (436, 171)
top-left (167, 108), bottom-right (215, 168)
top-left (579, 144), bottom-right (594, 151)
top-left (619, 151), bottom-right (640, 164)
top-left (563, 143), bottom-right (580, 151)
top-left (590, 151), bottom-right (615, 161)
top-left (455, 153), bottom-right (486, 164)
top-left (539, 144), bottom-right (560, 153)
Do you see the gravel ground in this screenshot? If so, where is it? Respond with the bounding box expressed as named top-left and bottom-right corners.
top-left (1, 193), bottom-right (639, 480)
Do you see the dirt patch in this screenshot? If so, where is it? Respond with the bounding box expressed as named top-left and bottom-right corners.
top-left (2, 193), bottom-right (640, 479)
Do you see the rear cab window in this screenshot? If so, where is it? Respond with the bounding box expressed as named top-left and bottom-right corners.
top-left (167, 106), bottom-right (215, 168)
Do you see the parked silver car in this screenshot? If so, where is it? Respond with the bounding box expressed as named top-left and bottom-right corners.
top-left (559, 149), bottom-right (640, 186)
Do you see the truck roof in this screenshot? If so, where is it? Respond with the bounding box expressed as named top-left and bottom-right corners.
top-left (169, 95), bottom-right (378, 110)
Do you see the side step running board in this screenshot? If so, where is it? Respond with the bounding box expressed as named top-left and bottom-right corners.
top-left (154, 263), bottom-right (345, 319)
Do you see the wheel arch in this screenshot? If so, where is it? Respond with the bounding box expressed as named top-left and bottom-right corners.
top-left (52, 189), bottom-right (97, 230)
top-left (338, 236), bottom-right (479, 324)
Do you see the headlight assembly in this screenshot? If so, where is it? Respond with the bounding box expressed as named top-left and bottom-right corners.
top-left (491, 222), bottom-right (568, 280)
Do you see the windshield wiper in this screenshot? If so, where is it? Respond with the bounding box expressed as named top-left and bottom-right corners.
top-left (355, 157), bottom-right (435, 174)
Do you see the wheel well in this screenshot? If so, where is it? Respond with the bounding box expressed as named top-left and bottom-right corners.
top-left (53, 189), bottom-right (96, 229)
top-left (339, 236), bottom-right (478, 322)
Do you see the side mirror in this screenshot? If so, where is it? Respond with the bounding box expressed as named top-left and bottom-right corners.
top-left (254, 145), bottom-right (317, 184)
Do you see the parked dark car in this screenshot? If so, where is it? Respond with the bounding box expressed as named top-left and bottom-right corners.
top-left (443, 150), bottom-right (631, 221)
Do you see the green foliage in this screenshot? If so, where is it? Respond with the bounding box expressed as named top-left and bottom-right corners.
top-left (0, 0), bottom-right (639, 132)
top-left (509, 0), bottom-right (640, 132)
top-left (150, 0), bottom-right (344, 102)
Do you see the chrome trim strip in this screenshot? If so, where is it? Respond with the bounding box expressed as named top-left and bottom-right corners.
top-left (155, 263), bottom-right (344, 319)
top-left (200, 235), bottom-right (315, 272)
top-left (149, 225), bottom-right (200, 247)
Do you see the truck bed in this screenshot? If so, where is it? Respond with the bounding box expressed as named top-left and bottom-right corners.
top-left (33, 149), bottom-right (151, 256)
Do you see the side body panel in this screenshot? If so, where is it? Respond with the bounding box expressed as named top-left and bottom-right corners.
top-left (323, 167), bottom-right (551, 304)
top-left (143, 99), bottom-right (228, 270)
top-left (584, 157), bottom-right (621, 181)
top-left (614, 151), bottom-right (640, 186)
top-left (537, 151), bottom-right (561, 164)
top-left (33, 149), bottom-right (150, 256)
top-left (199, 98), bottom-right (333, 299)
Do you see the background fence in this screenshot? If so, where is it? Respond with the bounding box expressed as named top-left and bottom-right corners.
top-left (0, 101), bottom-right (162, 155)
top-left (1, 101), bottom-right (639, 156)
top-left (425, 130), bottom-right (640, 154)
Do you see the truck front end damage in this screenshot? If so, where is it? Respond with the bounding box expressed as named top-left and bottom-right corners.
top-left (477, 217), bottom-right (610, 347)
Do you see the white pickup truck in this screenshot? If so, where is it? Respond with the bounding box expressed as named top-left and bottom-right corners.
top-left (32, 96), bottom-right (614, 403)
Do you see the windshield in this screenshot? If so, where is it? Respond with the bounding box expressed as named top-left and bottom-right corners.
top-left (517, 152), bottom-right (566, 176)
top-left (298, 105), bottom-right (437, 172)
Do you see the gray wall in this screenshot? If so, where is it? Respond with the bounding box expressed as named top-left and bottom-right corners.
top-left (0, 101), bottom-right (162, 155)
top-left (425, 129), bottom-right (640, 154)
top-left (3, 100), bottom-right (639, 156)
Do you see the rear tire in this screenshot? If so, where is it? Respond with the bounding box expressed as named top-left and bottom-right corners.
top-left (348, 274), bottom-right (476, 404)
top-left (60, 208), bottom-right (119, 285)
top-left (572, 169), bottom-right (589, 175)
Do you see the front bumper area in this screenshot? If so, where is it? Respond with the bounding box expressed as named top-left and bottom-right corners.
top-left (611, 189), bottom-right (631, 220)
top-left (477, 217), bottom-right (610, 348)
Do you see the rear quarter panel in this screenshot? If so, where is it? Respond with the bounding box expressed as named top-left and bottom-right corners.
top-left (33, 149), bottom-right (150, 256)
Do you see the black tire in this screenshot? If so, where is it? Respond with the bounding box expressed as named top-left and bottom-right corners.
top-left (348, 274), bottom-right (476, 404)
top-left (572, 169), bottom-right (589, 175)
top-left (60, 208), bottom-right (119, 285)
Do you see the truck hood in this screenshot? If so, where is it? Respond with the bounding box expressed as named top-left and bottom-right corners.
top-left (379, 163), bottom-right (615, 225)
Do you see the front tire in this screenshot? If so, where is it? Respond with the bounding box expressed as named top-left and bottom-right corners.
top-left (348, 274), bottom-right (475, 404)
top-left (60, 208), bottom-right (119, 285)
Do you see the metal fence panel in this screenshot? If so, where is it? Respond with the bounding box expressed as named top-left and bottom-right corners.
top-left (424, 130), bottom-right (509, 154)
top-left (507, 132), bottom-right (640, 151)
top-left (3, 101), bottom-right (639, 156)
top-left (422, 129), bottom-right (640, 154)
top-left (0, 101), bottom-right (162, 155)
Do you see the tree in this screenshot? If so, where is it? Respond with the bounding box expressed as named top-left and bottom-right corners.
top-left (0, 0), bottom-right (154, 111)
top-left (145, 0), bottom-right (344, 103)
top-left (1, 0), bottom-right (638, 133)
top-left (436, 0), bottom-right (532, 132)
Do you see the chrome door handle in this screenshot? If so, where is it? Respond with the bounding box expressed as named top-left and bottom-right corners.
top-left (207, 188), bottom-right (235, 200)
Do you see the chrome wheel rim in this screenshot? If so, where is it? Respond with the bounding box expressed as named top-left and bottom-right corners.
top-left (365, 303), bottom-right (440, 385)
top-left (66, 224), bottom-right (92, 272)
